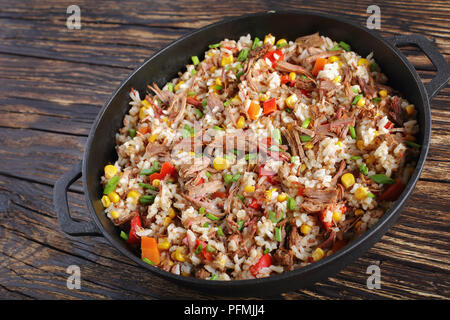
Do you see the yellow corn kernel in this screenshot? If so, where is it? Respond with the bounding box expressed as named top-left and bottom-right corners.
top-left (162, 117), bottom-right (171, 126)
top-left (127, 190), bottom-right (141, 204)
top-left (158, 239), bottom-right (170, 250)
top-left (215, 78), bottom-right (222, 86)
top-left (101, 195), bottom-right (111, 208)
top-left (333, 211), bottom-right (342, 222)
top-left (236, 116), bottom-right (246, 129)
top-left (174, 81), bottom-right (185, 91)
top-left (300, 163), bottom-right (307, 172)
top-left (259, 93), bottom-right (269, 102)
top-left (213, 157), bottom-right (229, 171)
top-left (366, 154), bottom-right (375, 165)
top-left (289, 72), bottom-right (297, 81)
top-left (333, 75), bottom-right (342, 83)
top-left (168, 208), bottom-right (176, 219)
top-left (338, 61), bottom-right (343, 67)
top-left (285, 94), bottom-right (298, 108)
top-left (148, 134), bottom-right (158, 143)
top-left (304, 142), bottom-right (314, 149)
top-left (209, 66), bottom-right (217, 73)
top-left (164, 217), bottom-right (172, 227)
top-left (312, 248), bottom-right (325, 261)
top-left (264, 34), bottom-right (276, 46)
top-left (232, 94), bottom-right (241, 104)
top-left (300, 224), bottom-right (312, 235)
top-left (110, 210), bottom-right (120, 219)
top-left (104, 165), bottom-right (118, 179)
top-left (139, 107), bottom-right (148, 120)
top-left (336, 140), bottom-right (343, 147)
top-left (141, 99), bottom-right (151, 108)
top-left (357, 97), bottom-right (366, 107)
top-left (189, 151), bottom-right (195, 156)
top-left (265, 188), bottom-right (277, 201)
top-left (357, 58), bottom-right (370, 66)
top-left (276, 38), bottom-right (288, 47)
top-left (244, 185), bottom-right (255, 193)
top-left (220, 54), bottom-right (233, 66)
top-left (379, 89), bottom-right (388, 97)
top-left (357, 140), bottom-right (365, 150)
top-left (341, 173), bottom-right (355, 189)
top-left (328, 55), bottom-right (340, 63)
top-left (174, 247), bottom-right (187, 262)
top-left (152, 179), bottom-right (161, 188)
top-left (354, 209), bottom-right (364, 216)
top-left (277, 193), bottom-right (287, 202)
top-left (108, 191), bottom-right (120, 203)
top-left (207, 51), bottom-right (215, 57)
top-left (354, 187), bottom-right (368, 200)
top-left (405, 105), bottom-right (415, 115)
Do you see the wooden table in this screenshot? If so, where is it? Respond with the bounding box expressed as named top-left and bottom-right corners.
top-left (0, 0), bottom-right (448, 300)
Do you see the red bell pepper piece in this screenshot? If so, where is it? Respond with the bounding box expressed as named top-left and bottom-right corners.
top-left (262, 98), bottom-right (278, 115)
top-left (127, 215), bottom-right (142, 245)
top-left (264, 50), bottom-right (285, 67)
top-left (298, 187), bottom-right (305, 196)
top-left (186, 97), bottom-right (202, 108)
top-left (196, 177), bottom-right (205, 186)
top-left (280, 74), bottom-right (290, 85)
top-left (250, 254), bottom-right (272, 277)
top-left (195, 239), bottom-right (212, 261)
top-left (149, 162), bottom-right (177, 183)
top-left (384, 121), bottom-right (394, 130)
top-left (378, 179), bottom-right (405, 201)
top-left (320, 209), bottom-right (333, 230)
top-left (248, 198), bottom-right (261, 210)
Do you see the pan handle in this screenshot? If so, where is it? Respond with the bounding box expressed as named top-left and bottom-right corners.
top-left (387, 34), bottom-right (450, 100)
top-left (53, 161), bottom-right (102, 236)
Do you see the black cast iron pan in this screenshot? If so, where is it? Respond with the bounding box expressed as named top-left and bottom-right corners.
top-left (54, 11), bottom-right (449, 296)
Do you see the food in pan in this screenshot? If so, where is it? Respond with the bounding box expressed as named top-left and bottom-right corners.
top-left (100, 33), bottom-right (420, 280)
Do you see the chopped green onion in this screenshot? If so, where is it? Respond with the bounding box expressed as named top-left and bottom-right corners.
top-left (370, 62), bottom-right (378, 72)
top-left (352, 94), bottom-right (363, 105)
top-left (236, 70), bottom-right (244, 81)
top-left (216, 226), bottom-right (224, 236)
top-left (139, 168), bottom-right (157, 176)
top-left (272, 128), bottom-right (282, 144)
top-left (251, 37), bottom-right (261, 50)
top-left (268, 211), bottom-right (283, 224)
top-left (209, 274), bottom-right (220, 280)
top-left (168, 83), bottom-right (174, 92)
top-left (370, 174), bottom-right (395, 184)
top-left (206, 244), bottom-right (216, 252)
top-left (103, 176), bottom-right (120, 195)
top-left (232, 173), bottom-right (241, 182)
top-left (191, 56), bottom-right (200, 65)
top-left (195, 244), bottom-right (203, 254)
top-left (302, 118), bottom-right (311, 129)
top-left (129, 128), bottom-right (136, 138)
top-left (234, 63), bottom-right (242, 72)
top-left (264, 248), bottom-right (270, 254)
top-left (209, 43), bottom-right (221, 48)
top-left (139, 195), bottom-right (156, 204)
top-left (245, 153), bottom-right (257, 161)
top-left (199, 207), bottom-right (205, 215)
top-left (214, 85), bottom-right (223, 91)
top-left (237, 48), bottom-right (249, 62)
top-left (120, 231), bottom-right (129, 241)
top-left (203, 222), bottom-right (209, 228)
top-left (372, 97), bottom-right (382, 103)
top-left (352, 87), bottom-right (359, 94)
top-left (237, 194), bottom-right (245, 202)
top-left (205, 172), bottom-right (211, 178)
top-left (224, 173), bottom-right (233, 184)
top-left (213, 125), bottom-right (223, 131)
top-left (301, 75), bottom-right (308, 79)
top-left (223, 100), bottom-right (231, 107)
top-left (142, 258), bottom-right (155, 265)
top-left (330, 44), bottom-right (341, 51)
top-left (290, 156), bottom-right (296, 163)
top-left (237, 220), bottom-right (244, 231)
top-left (191, 69), bottom-right (197, 75)
top-left (206, 213), bottom-right (220, 221)
top-left (287, 197), bottom-right (296, 211)
top-left (275, 227), bottom-right (282, 242)
top-left (138, 182), bottom-right (158, 191)
top-left (277, 41), bottom-right (287, 48)
top-left (367, 192), bottom-right (375, 199)
top-left (349, 125), bottom-right (357, 139)
top-left (268, 145), bottom-right (282, 152)
top-left (405, 141), bottom-right (421, 148)
top-left (300, 135), bottom-right (312, 142)
top-left (194, 108), bottom-right (203, 119)
top-left (187, 91), bottom-right (196, 97)
top-left (339, 41), bottom-right (351, 52)
top-left (350, 155), bottom-right (361, 160)
top-left (360, 163), bottom-right (369, 176)
top-left (202, 98), bottom-right (207, 108)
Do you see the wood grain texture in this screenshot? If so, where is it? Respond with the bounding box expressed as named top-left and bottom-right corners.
top-left (0, 0), bottom-right (448, 299)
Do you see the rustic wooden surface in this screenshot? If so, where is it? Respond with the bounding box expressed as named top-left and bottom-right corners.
top-left (0, 0), bottom-right (449, 300)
